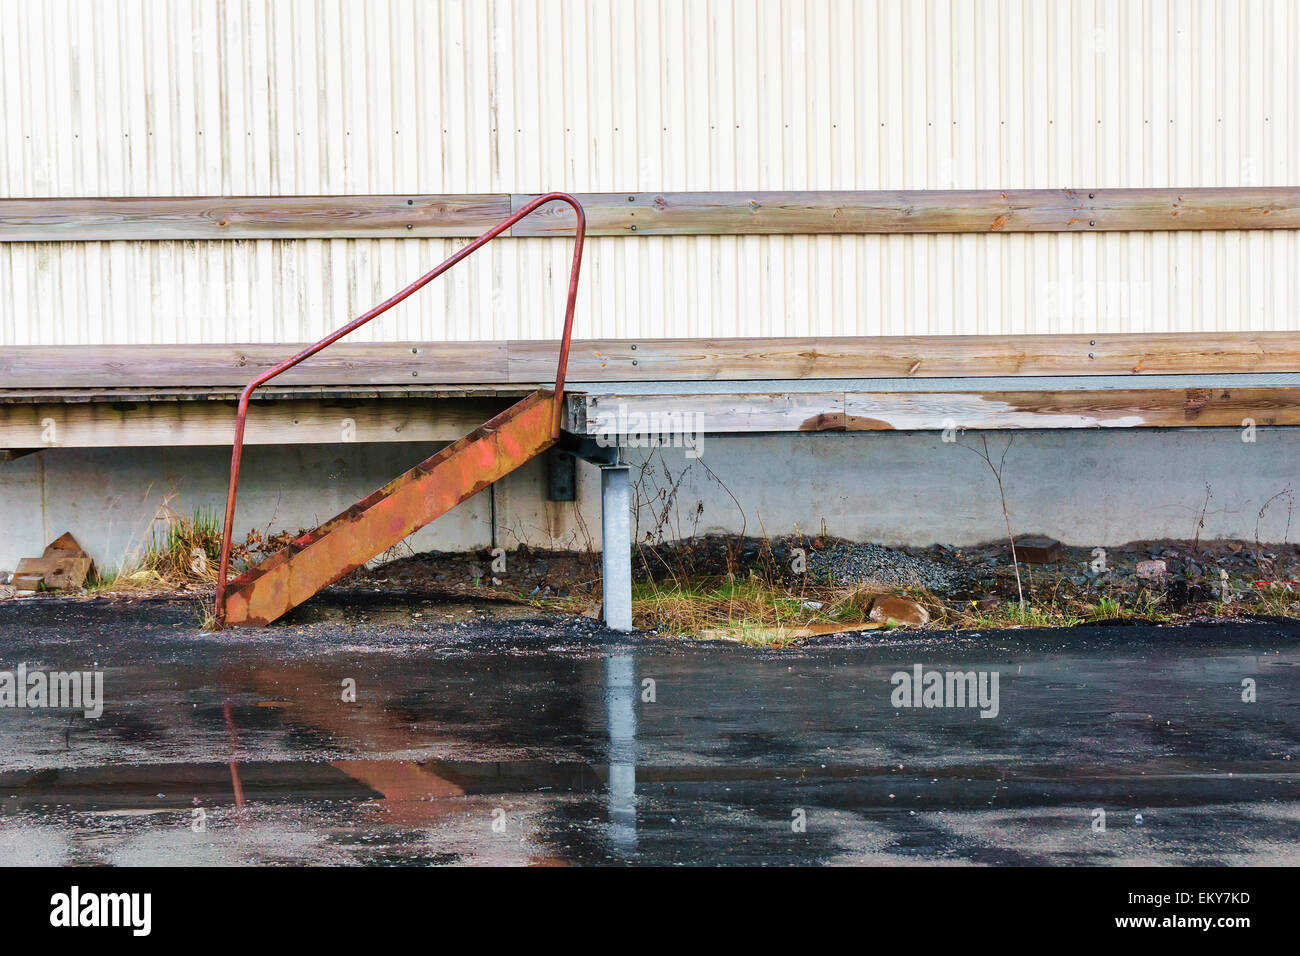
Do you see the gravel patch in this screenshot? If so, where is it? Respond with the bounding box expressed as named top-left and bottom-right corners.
top-left (804, 542), bottom-right (968, 592)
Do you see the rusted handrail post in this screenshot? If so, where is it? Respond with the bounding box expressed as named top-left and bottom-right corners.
top-left (214, 193), bottom-right (586, 627)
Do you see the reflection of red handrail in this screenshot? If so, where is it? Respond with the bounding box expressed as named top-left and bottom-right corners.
top-left (215, 192), bottom-right (586, 626)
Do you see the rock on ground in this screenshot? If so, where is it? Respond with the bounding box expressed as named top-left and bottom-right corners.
top-left (868, 595), bottom-right (931, 627)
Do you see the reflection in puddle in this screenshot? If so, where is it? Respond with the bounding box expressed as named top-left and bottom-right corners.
top-left (605, 654), bottom-right (638, 853)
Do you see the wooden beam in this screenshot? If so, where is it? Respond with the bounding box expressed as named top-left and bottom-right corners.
top-left (843, 388), bottom-right (1300, 430)
top-left (6, 380), bottom-right (1296, 445)
top-left (573, 387), bottom-right (1300, 434)
top-left (510, 332), bottom-right (1300, 382)
top-left (5, 334), bottom-right (1299, 389)
top-left (3, 188), bottom-right (1297, 241)
top-left (513, 188), bottom-right (1300, 236)
top-left (0, 195), bottom-right (511, 241)
top-left (575, 393), bottom-right (847, 434)
top-left (0, 342), bottom-right (507, 388)
top-left (0, 384), bottom-right (538, 404)
top-left (0, 398), bottom-right (510, 448)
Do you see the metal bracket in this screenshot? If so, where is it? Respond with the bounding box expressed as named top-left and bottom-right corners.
top-left (546, 447), bottom-right (578, 501)
top-left (557, 431), bottom-right (620, 467)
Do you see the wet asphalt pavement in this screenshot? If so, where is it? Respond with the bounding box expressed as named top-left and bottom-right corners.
top-left (0, 593), bottom-right (1298, 865)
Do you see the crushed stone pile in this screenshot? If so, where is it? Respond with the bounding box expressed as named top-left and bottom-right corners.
top-left (803, 541), bottom-right (968, 592)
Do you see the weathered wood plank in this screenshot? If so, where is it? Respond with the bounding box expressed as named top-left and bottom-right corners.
top-left (0, 342), bottom-right (508, 388)
top-left (843, 388), bottom-right (1300, 430)
top-left (0, 384), bottom-right (537, 404)
top-left (0, 398), bottom-right (510, 448)
top-left (577, 393), bottom-right (846, 434)
top-left (0, 195), bottom-right (511, 241)
top-left (571, 387), bottom-right (1300, 434)
top-left (3, 189), bottom-right (1298, 241)
top-left (511, 188), bottom-right (1300, 236)
top-left (510, 333), bottom-right (1300, 382)
top-left (6, 381), bottom-right (1297, 443)
top-left (5, 333), bottom-right (1299, 391)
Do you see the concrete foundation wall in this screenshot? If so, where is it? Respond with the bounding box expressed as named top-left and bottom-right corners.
top-left (1, 429), bottom-right (1296, 574)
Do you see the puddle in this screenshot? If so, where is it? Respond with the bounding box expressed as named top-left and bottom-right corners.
top-left (0, 599), bottom-right (1298, 864)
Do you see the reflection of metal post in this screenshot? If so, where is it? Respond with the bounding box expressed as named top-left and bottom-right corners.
top-left (221, 701), bottom-right (245, 812)
top-left (605, 654), bottom-right (637, 853)
top-left (601, 465), bottom-right (633, 631)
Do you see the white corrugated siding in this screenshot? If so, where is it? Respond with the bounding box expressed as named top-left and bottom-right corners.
top-left (1, 0), bottom-right (1297, 346)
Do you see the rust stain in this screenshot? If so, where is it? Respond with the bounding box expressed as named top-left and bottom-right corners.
top-left (1132, 358), bottom-right (1145, 373)
top-left (798, 412), bottom-right (847, 431)
top-left (1066, 217), bottom-right (1080, 226)
top-left (541, 499), bottom-right (572, 539)
top-left (1183, 388), bottom-right (1211, 419)
top-left (843, 415), bottom-right (895, 431)
top-left (990, 215), bottom-right (1007, 231)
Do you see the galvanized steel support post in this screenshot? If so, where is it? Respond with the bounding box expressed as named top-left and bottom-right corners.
top-left (600, 464), bottom-right (633, 632)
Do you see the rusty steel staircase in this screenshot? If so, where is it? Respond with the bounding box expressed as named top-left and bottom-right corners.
top-left (215, 193), bottom-right (586, 627)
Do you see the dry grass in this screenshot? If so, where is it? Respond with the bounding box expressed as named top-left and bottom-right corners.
top-left (137, 504), bottom-right (223, 584)
top-left (627, 556), bottom-right (1231, 642)
top-left (633, 578), bottom-right (1198, 641)
top-left (89, 496), bottom-right (235, 594)
top-left (947, 600), bottom-right (1084, 629)
top-left (86, 488), bottom-right (315, 596)
top-left (632, 572), bottom-right (892, 646)
top-left (1254, 583), bottom-right (1300, 617)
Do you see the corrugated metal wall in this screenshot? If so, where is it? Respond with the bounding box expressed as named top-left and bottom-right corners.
top-left (2, 0), bottom-right (1297, 346)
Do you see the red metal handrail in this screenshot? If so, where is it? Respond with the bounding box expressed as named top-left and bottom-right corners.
top-left (214, 192), bottom-right (586, 626)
